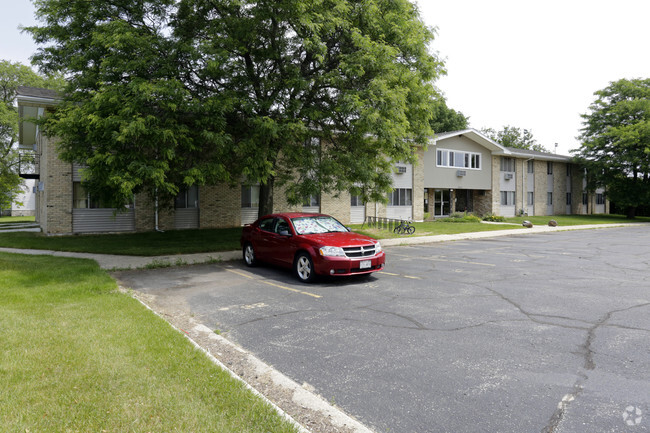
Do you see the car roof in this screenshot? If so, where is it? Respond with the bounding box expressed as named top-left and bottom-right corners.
top-left (261, 212), bottom-right (330, 219)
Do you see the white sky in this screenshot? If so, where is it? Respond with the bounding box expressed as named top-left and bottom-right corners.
top-left (3, 0), bottom-right (649, 155)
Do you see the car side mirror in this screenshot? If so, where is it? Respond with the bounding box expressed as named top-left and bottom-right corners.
top-left (279, 230), bottom-right (291, 236)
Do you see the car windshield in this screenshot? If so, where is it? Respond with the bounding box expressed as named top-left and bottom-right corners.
top-left (291, 216), bottom-right (348, 235)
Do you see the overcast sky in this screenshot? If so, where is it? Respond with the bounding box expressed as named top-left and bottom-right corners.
top-left (3, 0), bottom-right (649, 155)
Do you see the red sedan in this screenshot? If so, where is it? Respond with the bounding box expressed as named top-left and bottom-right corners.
top-left (240, 213), bottom-right (385, 282)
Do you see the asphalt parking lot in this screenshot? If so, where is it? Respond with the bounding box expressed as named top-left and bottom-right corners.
top-left (116, 226), bottom-right (650, 433)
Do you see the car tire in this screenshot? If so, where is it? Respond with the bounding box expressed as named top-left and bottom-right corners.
top-left (243, 243), bottom-right (257, 267)
top-left (294, 252), bottom-right (315, 283)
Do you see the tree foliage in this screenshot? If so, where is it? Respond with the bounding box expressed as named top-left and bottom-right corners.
top-left (429, 98), bottom-right (468, 133)
top-left (481, 125), bottom-right (548, 152)
top-left (0, 60), bottom-right (62, 211)
top-left (27, 0), bottom-right (444, 216)
top-left (576, 78), bottom-right (650, 218)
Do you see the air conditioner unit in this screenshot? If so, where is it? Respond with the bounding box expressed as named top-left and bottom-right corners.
top-left (397, 166), bottom-right (407, 174)
top-left (504, 173), bottom-right (514, 180)
top-left (456, 170), bottom-right (467, 177)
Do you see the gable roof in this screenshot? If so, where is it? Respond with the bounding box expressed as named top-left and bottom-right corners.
top-left (432, 128), bottom-right (506, 152)
top-left (433, 128), bottom-right (573, 161)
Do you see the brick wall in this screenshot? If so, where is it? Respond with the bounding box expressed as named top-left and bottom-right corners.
top-left (42, 136), bottom-right (73, 234)
top-left (200, 184), bottom-right (241, 228)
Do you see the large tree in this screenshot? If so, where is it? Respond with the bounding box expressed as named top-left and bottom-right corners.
top-left (27, 0), bottom-right (443, 216)
top-left (481, 125), bottom-right (548, 152)
top-left (576, 78), bottom-right (650, 218)
top-left (429, 98), bottom-right (468, 133)
top-left (0, 60), bottom-right (61, 212)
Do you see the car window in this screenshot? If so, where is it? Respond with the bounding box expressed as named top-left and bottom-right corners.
top-left (275, 219), bottom-right (290, 235)
top-left (291, 216), bottom-right (347, 235)
top-left (258, 218), bottom-right (275, 232)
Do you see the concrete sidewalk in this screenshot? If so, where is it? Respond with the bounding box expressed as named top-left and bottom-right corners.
top-left (0, 222), bottom-right (641, 270)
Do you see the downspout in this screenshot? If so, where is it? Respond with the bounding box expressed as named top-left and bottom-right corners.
top-left (155, 190), bottom-right (164, 232)
top-left (523, 158), bottom-right (534, 216)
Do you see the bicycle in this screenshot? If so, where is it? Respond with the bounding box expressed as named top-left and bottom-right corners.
top-left (393, 219), bottom-right (415, 235)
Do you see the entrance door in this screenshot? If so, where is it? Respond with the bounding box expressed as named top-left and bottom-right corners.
top-left (434, 189), bottom-right (450, 217)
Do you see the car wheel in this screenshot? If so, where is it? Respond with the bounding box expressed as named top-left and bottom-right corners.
top-left (243, 243), bottom-right (257, 267)
top-left (294, 252), bottom-right (315, 283)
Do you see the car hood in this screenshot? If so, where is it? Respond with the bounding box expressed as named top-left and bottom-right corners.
top-left (304, 232), bottom-right (379, 247)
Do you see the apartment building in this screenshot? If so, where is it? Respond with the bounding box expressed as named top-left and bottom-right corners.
top-left (17, 87), bottom-right (607, 235)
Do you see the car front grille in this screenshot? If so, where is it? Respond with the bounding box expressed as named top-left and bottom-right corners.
top-left (343, 245), bottom-right (377, 258)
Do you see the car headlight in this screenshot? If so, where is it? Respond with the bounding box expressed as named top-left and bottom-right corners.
top-left (319, 246), bottom-right (346, 257)
top-left (375, 242), bottom-right (382, 253)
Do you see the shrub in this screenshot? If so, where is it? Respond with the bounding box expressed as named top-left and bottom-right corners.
top-left (482, 213), bottom-right (505, 222)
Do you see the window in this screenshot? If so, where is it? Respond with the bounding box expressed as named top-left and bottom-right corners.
top-left (303, 195), bottom-right (320, 207)
top-left (566, 165), bottom-right (572, 177)
top-left (437, 149), bottom-right (481, 169)
top-left (582, 192), bottom-right (588, 205)
top-left (527, 192), bottom-right (534, 206)
top-left (527, 160), bottom-right (534, 174)
top-left (73, 182), bottom-right (106, 208)
top-left (596, 193), bottom-right (605, 205)
top-left (547, 162), bottom-right (554, 175)
top-left (500, 191), bottom-right (515, 206)
top-left (258, 217), bottom-right (275, 232)
top-left (547, 192), bottom-right (553, 205)
top-left (175, 185), bottom-right (198, 209)
top-left (500, 157), bottom-right (515, 172)
top-left (73, 182), bottom-right (131, 209)
top-left (241, 185), bottom-right (260, 208)
top-left (350, 195), bottom-right (364, 207)
top-left (388, 188), bottom-right (412, 206)
top-left (566, 192), bottom-right (572, 205)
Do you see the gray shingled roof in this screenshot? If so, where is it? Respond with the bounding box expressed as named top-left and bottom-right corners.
top-left (16, 86), bottom-right (59, 99)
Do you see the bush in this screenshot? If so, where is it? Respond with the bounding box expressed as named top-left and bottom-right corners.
top-left (482, 213), bottom-right (505, 222)
top-left (439, 212), bottom-right (482, 223)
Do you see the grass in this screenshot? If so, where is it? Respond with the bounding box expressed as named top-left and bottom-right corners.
top-left (0, 214), bottom-right (647, 255)
top-left (0, 252), bottom-right (299, 433)
top-left (503, 214), bottom-right (650, 226)
top-left (0, 227), bottom-right (242, 255)
top-left (353, 214), bottom-right (648, 240)
top-left (0, 215), bottom-right (36, 225)
top-left (352, 220), bottom-right (521, 239)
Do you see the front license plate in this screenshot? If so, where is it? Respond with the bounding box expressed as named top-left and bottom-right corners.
top-left (359, 260), bottom-right (371, 269)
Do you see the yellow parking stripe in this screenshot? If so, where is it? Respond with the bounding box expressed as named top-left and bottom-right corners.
top-left (225, 268), bottom-right (322, 298)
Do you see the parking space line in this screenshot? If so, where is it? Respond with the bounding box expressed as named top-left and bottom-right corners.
top-left (378, 271), bottom-right (422, 280)
top-left (225, 268), bottom-right (322, 299)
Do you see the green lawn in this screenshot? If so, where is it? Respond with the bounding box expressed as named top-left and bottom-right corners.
top-left (0, 214), bottom-right (647, 255)
top-left (0, 252), bottom-right (299, 433)
top-left (503, 214), bottom-right (650, 226)
top-left (0, 215), bottom-right (36, 224)
top-left (0, 227), bottom-right (242, 255)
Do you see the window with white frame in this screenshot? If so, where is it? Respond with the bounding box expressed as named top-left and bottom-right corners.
top-left (527, 192), bottom-right (534, 206)
top-left (73, 182), bottom-right (132, 209)
top-left (547, 162), bottom-right (554, 175)
top-left (388, 188), bottom-right (412, 206)
top-left (500, 157), bottom-right (515, 172)
top-left (437, 149), bottom-right (481, 169)
top-left (500, 191), bottom-right (515, 206)
top-left (303, 195), bottom-right (320, 207)
top-left (241, 185), bottom-right (260, 208)
top-left (582, 192), bottom-right (588, 205)
top-left (175, 185), bottom-right (198, 209)
top-left (527, 160), bottom-right (534, 173)
top-left (547, 192), bottom-right (553, 205)
top-left (350, 195), bottom-right (364, 207)
top-left (596, 193), bottom-right (605, 205)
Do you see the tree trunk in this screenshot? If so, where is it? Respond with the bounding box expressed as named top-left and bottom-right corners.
top-left (258, 177), bottom-right (275, 218)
